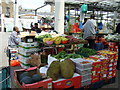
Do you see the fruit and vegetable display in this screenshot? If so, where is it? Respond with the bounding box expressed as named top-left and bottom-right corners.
top-left (19, 71), bottom-right (43, 84)
top-left (97, 50), bottom-right (117, 54)
top-left (43, 36), bottom-right (68, 45)
top-left (53, 51), bottom-right (84, 60)
top-left (104, 33), bottom-right (120, 41)
top-left (65, 36), bottom-right (87, 44)
top-left (36, 34), bottom-right (87, 45)
top-left (35, 34), bottom-right (52, 42)
top-left (47, 59), bottom-right (75, 81)
top-left (77, 48), bottom-right (97, 57)
top-left (80, 61), bottom-right (90, 64)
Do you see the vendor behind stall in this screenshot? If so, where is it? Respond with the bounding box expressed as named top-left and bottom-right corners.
top-left (8, 26), bottom-right (20, 48)
top-left (32, 23), bottom-right (41, 33)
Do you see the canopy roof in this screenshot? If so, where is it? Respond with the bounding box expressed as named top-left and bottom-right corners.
top-left (44, 0), bottom-right (120, 13)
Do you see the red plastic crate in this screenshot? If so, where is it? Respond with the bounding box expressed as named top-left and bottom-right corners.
top-left (92, 61), bottom-right (102, 70)
top-left (14, 67), bottom-right (52, 89)
top-left (108, 47), bottom-right (114, 51)
top-left (52, 73), bottom-right (81, 89)
top-left (100, 71), bottom-right (107, 80)
top-left (108, 42), bottom-right (117, 47)
top-left (107, 70), bottom-right (117, 79)
top-left (91, 76), bottom-right (100, 83)
top-left (92, 70), bottom-right (100, 76)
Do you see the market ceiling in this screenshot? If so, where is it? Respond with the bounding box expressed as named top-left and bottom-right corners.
top-left (44, 0), bottom-right (120, 13)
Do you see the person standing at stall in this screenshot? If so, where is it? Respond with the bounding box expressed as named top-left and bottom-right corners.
top-left (32, 23), bottom-right (41, 33)
top-left (8, 26), bottom-right (20, 48)
top-left (82, 14), bottom-right (97, 49)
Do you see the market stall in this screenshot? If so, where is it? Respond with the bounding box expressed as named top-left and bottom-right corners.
top-left (7, 0), bottom-right (120, 89)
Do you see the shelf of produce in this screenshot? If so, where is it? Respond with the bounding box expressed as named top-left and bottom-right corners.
top-left (42, 41), bottom-right (88, 46)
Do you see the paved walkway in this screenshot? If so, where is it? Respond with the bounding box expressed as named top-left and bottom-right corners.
top-left (0, 32), bottom-right (10, 67)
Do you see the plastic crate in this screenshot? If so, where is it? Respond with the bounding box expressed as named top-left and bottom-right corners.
top-left (20, 63), bottom-right (30, 69)
top-left (19, 42), bottom-right (38, 47)
top-left (82, 74), bottom-right (92, 81)
top-left (76, 67), bottom-right (92, 75)
top-left (81, 79), bottom-right (91, 87)
top-left (19, 59), bottom-right (29, 64)
top-left (76, 62), bottom-right (92, 70)
top-left (91, 76), bottom-right (100, 83)
top-left (18, 47), bottom-right (39, 53)
top-left (14, 67), bottom-right (52, 89)
top-left (18, 54), bottom-right (31, 60)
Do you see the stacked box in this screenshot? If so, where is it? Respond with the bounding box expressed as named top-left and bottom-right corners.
top-left (85, 57), bottom-right (102, 83)
top-left (89, 55), bottom-right (109, 80)
top-left (18, 42), bottom-right (39, 69)
top-left (97, 50), bottom-right (118, 80)
top-left (75, 59), bottom-right (93, 87)
top-left (108, 42), bottom-right (118, 52)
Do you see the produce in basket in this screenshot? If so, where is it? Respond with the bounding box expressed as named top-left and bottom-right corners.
top-left (80, 61), bottom-right (90, 64)
top-left (77, 48), bottom-right (97, 57)
top-left (32, 74), bottom-right (42, 83)
top-left (53, 51), bottom-right (84, 60)
top-left (43, 38), bottom-right (53, 43)
top-left (65, 36), bottom-right (79, 44)
top-left (20, 76), bottom-right (33, 84)
top-left (36, 34), bottom-right (52, 39)
top-left (46, 41), bottom-right (53, 45)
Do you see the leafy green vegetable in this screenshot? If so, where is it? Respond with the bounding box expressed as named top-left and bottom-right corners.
top-left (36, 34), bottom-right (52, 39)
top-left (77, 48), bottom-right (97, 57)
top-left (53, 51), bottom-right (84, 60)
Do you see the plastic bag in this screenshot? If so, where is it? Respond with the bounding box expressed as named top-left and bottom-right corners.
top-left (10, 60), bottom-right (20, 67)
top-left (81, 4), bottom-right (88, 13)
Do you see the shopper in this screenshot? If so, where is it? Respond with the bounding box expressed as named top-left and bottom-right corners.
top-left (83, 18), bottom-right (88, 25)
top-left (32, 23), bottom-right (41, 33)
top-left (82, 14), bottom-right (97, 49)
top-left (8, 26), bottom-right (20, 48)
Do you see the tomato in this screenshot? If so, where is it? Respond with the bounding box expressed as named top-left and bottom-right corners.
top-left (61, 40), bottom-right (68, 44)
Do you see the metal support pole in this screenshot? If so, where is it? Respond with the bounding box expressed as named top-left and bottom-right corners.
top-left (68, 6), bottom-right (70, 33)
top-left (1, 14), bottom-right (4, 32)
top-left (14, 0), bottom-right (18, 27)
top-left (55, 0), bottom-right (65, 34)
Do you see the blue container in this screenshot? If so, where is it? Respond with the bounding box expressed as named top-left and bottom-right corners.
top-left (0, 67), bottom-right (11, 89)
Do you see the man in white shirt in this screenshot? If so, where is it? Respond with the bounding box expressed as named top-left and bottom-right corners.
top-left (82, 14), bottom-right (97, 49)
top-left (8, 26), bottom-right (20, 48)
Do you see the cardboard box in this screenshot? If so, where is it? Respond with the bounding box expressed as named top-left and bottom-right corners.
top-left (52, 73), bottom-right (81, 89)
top-left (14, 67), bottom-right (52, 89)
